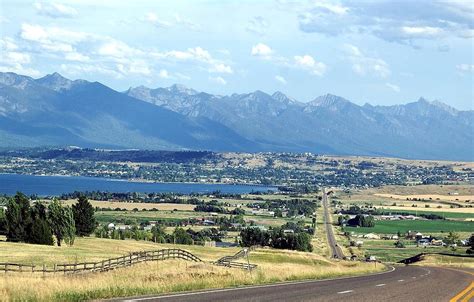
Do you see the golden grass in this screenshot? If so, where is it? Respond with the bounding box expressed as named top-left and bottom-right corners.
top-left (378, 205), bottom-right (474, 214)
top-left (60, 200), bottom-right (196, 211)
top-left (374, 193), bottom-right (473, 202)
top-left (416, 254), bottom-right (474, 269)
top-left (0, 241), bottom-right (383, 302)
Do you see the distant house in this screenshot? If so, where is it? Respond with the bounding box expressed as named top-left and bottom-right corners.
top-left (363, 233), bottom-right (380, 239)
top-left (203, 219), bottom-right (215, 225)
top-left (283, 229), bottom-right (295, 234)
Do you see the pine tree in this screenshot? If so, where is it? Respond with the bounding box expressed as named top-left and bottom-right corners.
top-left (72, 195), bottom-right (96, 236)
top-left (5, 192), bottom-right (32, 242)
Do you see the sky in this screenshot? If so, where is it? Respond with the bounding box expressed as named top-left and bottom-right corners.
top-left (0, 0), bottom-right (473, 110)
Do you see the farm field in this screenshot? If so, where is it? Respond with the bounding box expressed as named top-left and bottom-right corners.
top-left (345, 219), bottom-right (474, 235)
top-left (353, 239), bottom-right (471, 264)
top-left (62, 200), bottom-right (197, 211)
top-left (0, 237), bottom-right (384, 302)
top-left (336, 184), bottom-right (474, 208)
top-left (374, 208), bottom-right (474, 220)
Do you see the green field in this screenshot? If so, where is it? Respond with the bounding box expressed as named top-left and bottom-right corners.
top-left (346, 219), bottom-right (474, 235)
top-left (359, 239), bottom-right (471, 263)
top-left (378, 209), bottom-right (474, 219)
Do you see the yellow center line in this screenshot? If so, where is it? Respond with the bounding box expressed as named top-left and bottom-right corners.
top-left (450, 282), bottom-right (474, 302)
top-left (461, 289), bottom-right (474, 302)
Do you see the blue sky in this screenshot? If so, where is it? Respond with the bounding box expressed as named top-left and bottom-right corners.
top-left (1, 0), bottom-right (473, 109)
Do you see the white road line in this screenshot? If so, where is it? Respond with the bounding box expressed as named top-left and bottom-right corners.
top-left (122, 266), bottom-right (397, 301)
top-left (398, 279), bottom-right (404, 282)
top-left (412, 277), bottom-right (417, 279)
top-left (375, 284), bottom-right (386, 287)
top-left (337, 290), bottom-right (354, 294)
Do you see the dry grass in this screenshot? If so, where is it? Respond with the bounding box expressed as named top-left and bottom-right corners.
top-left (378, 205), bottom-right (474, 214)
top-left (416, 254), bottom-right (474, 269)
top-left (374, 193), bottom-right (473, 202)
top-left (60, 200), bottom-right (196, 211)
top-left (0, 242), bottom-right (383, 302)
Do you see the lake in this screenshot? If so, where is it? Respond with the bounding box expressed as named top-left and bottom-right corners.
top-left (0, 173), bottom-right (278, 196)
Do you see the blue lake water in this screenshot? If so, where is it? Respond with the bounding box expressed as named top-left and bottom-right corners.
top-left (0, 173), bottom-right (278, 196)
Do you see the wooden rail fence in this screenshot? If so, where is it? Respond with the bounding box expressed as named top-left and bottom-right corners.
top-left (0, 248), bottom-right (201, 275)
top-left (214, 246), bottom-right (259, 271)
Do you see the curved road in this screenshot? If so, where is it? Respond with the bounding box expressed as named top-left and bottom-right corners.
top-left (113, 266), bottom-right (473, 302)
top-left (322, 188), bottom-right (344, 259)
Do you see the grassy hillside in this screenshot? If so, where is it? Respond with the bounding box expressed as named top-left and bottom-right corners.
top-left (0, 238), bottom-right (383, 301)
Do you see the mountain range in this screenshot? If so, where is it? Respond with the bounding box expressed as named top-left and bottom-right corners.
top-left (0, 72), bottom-right (472, 161)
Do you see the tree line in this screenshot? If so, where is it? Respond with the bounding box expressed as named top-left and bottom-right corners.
top-left (0, 192), bottom-right (96, 246)
top-left (240, 221), bottom-right (314, 252)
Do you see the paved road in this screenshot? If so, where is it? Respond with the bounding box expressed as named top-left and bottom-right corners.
top-left (113, 266), bottom-right (473, 302)
top-left (321, 188), bottom-right (344, 259)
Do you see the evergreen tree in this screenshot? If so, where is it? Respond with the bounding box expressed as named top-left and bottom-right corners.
top-left (48, 199), bottom-right (76, 246)
top-left (29, 218), bottom-right (54, 245)
top-left (6, 193), bottom-right (32, 242)
top-left (72, 195), bottom-right (96, 236)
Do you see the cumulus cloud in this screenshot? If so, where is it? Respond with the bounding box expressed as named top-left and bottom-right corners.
top-left (0, 37), bottom-right (40, 77)
top-left (294, 55), bottom-right (327, 76)
top-left (298, 1), bottom-right (474, 47)
top-left (386, 82), bottom-right (401, 92)
top-left (34, 2), bottom-right (77, 18)
top-left (14, 23), bottom-right (230, 81)
top-left (275, 75), bottom-right (287, 84)
top-left (251, 43), bottom-right (273, 57)
top-left (344, 44), bottom-right (390, 78)
top-left (252, 44), bottom-right (327, 76)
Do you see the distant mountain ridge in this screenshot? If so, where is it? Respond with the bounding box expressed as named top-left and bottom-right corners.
top-left (126, 84), bottom-right (473, 161)
top-left (1, 71), bottom-right (472, 161)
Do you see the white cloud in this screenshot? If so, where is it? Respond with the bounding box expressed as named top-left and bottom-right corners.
top-left (0, 64), bottom-right (41, 77)
top-left (98, 39), bottom-right (143, 58)
top-left (251, 44), bottom-right (327, 76)
top-left (313, 1), bottom-right (349, 15)
top-left (144, 12), bottom-right (172, 28)
top-left (158, 69), bottom-right (170, 79)
top-left (34, 2), bottom-right (77, 18)
top-left (209, 63), bottom-right (233, 74)
top-left (65, 52), bottom-right (89, 62)
top-left (386, 83), bottom-right (400, 93)
top-left (275, 75), bottom-right (287, 84)
top-left (294, 55), bottom-right (327, 76)
top-left (456, 64), bottom-right (474, 72)
top-left (299, 1), bottom-right (473, 47)
top-left (14, 24), bottom-right (225, 81)
top-left (0, 37), bottom-right (38, 77)
top-left (251, 43), bottom-right (273, 57)
top-left (210, 76), bottom-right (226, 85)
top-left (143, 12), bottom-right (199, 30)
top-left (60, 63), bottom-right (122, 79)
top-left (344, 44), bottom-right (390, 78)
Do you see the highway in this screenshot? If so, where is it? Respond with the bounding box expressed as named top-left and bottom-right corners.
top-left (114, 266), bottom-right (474, 302)
top-left (321, 188), bottom-right (344, 259)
